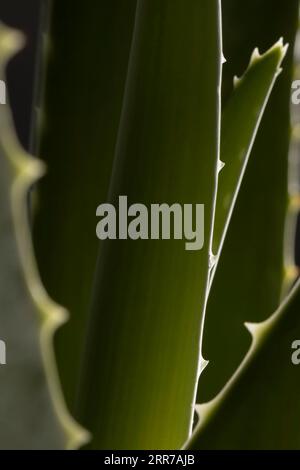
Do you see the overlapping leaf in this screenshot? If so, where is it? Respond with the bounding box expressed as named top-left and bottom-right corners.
top-left (78, 0), bottom-right (222, 450)
top-left (212, 41), bottom-right (287, 258)
top-left (198, 0), bottom-right (299, 403)
top-left (0, 23), bottom-right (87, 449)
top-left (33, 0), bottom-right (138, 409)
top-left (188, 279), bottom-right (300, 449)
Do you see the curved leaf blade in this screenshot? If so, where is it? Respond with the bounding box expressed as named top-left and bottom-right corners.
top-left (0, 24), bottom-right (88, 449)
top-left (187, 279), bottom-right (300, 449)
top-left (78, 0), bottom-right (222, 450)
top-left (213, 40), bottom-right (287, 257)
top-left (197, 0), bottom-right (298, 403)
top-left (33, 0), bottom-right (138, 409)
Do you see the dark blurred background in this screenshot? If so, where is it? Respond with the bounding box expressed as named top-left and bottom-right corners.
top-left (0, 0), bottom-right (41, 150)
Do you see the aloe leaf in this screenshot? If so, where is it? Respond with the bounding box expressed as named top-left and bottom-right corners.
top-left (33, 0), bottom-right (137, 409)
top-left (187, 278), bottom-right (300, 449)
top-left (212, 40), bottom-right (287, 258)
top-left (0, 24), bottom-right (88, 449)
top-left (77, 0), bottom-right (222, 450)
top-left (198, 0), bottom-right (299, 403)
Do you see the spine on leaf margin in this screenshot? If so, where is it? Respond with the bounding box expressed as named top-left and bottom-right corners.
top-left (0, 23), bottom-right (89, 450)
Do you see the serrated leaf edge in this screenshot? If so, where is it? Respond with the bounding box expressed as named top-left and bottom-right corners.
top-left (209, 39), bottom-right (288, 285)
top-left (184, 278), bottom-right (300, 449)
top-left (0, 23), bottom-right (90, 450)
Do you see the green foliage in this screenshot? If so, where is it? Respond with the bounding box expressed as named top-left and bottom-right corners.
top-left (198, 0), bottom-right (299, 403)
top-left (0, 23), bottom-right (87, 449)
top-left (0, 0), bottom-right (299, 451)
top-left (78, 0), bottom-right (221, 450)
top-left (33, 0), bottom-right (138, 409)
top-left (188, 279), bottom-right (300, 449)
top-left (213, 41), bottom-right (287, 256)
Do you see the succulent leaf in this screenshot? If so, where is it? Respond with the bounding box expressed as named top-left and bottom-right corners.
top-left (33, 0), bottom-right (138, 409)
top-left (198, 0), bottom-right (299, 403)
top-left (212, 40), bottom-right (287, 259)
top-left (0, 23), bottom-right (88, 449)
top-left (187, 279), bottom-right (300, 449)
top-left (77, 0), bottom-right (222, 450)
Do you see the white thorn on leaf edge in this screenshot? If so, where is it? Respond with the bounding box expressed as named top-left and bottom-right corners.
top-left (250, 47), bottom-right (261, 64)
top-left (244, 320), bottom-right (270, 340)
top-left (217, 159), bottom-right (225, 173)
top-left (209, 253), bottom-right (217, 270)
top-left (194, 404), bottom-right (202, 419)
top-left (199, 356), bottom-right (209, 376)
top-left (244, 322), bottom-right (260, 336)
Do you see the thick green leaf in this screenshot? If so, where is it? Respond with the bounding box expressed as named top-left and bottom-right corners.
top-left (78, 0), bottom-right (222, 450)
top-left (33, 0), bottom-right (137, 409)
top-left (212, 41), bottom-right (287, 257)
top-left (187, 278), bottom-right (300, 449)
top-left (0, 24), bottom-right (87, 450)
top-left (198, 0), bottom-right (299, 403)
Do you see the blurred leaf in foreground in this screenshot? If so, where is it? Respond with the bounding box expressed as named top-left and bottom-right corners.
top-left (0, 23), bottom-right (87, 450)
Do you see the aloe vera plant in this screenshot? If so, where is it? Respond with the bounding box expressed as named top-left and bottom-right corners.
top-left (0, 0), bottom-right (300, 450)
top-left (198, 0), bottom-right (299, 402)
